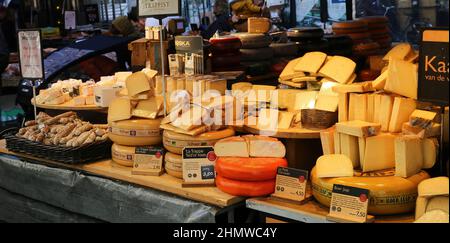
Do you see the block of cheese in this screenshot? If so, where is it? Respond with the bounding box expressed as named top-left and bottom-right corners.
top-left (320, 127), bottom-right (335, 155)
top-left (395, 135), bottom-right (424, 178)
top-left (409, 109), bottom-right (437, 128)
top-left (383, 43), bottom-right (412, 61)
top-left (279, 58), bottom-right (305, 81)
top-left (332, 82), bottom-right (374, 93)
top-left (389, 97), bottom-right (417, 133)
top-left (340, 133), bottom-right (360, 168)
top-left (248, 17), bottom-right (270, 33)
top-left (72, 96), bottom-right (86, 106)
top-left (402, 122), bottom-right (441, 138)
top-left (278, 111), bottom-right (295, 129)
top-left (334, 130), bottom-right (341, 154)
top-left (206, 79), bottom-right (227, 95)
top-left (418, 177), bottom-right (449, 197)
top-left (414, 210), bottom-right (449, 223)
top-left (232, 82), bottom-right (253, 91)
top-left (316, 154), bottom-right (354, 178)
top-left (378, 95), bottom-right (394, 132)
top-left (315, 95), bottom-right (339, 112)
top-left (125, 72), bottom-right (151, 97)
top-left (338, 93), bottom-right (348, 122)
top-left (336, 120), bottom-right (381, 137)
top-left (319, 56), bottom-right (356, 84)
top-left (257, 108), bottom-right (279, 131)
top-left (172, 106), bottom-right (206, 131)
top-left (349, 93), bottom-right (368, 121)
top-left (214, 136), bottom-right (249, 157)
top-left (358, 137), bottom-right (366, 167)
top-left (94, 86), bottom-right (120, 107)
top-left (319, 81), bottom-right (339, 97)
top-left (107, 98), bottom-right (131, 123)
top-left (45, 95), bottom-right (65, 105)
top-left (373, 94), bottom-right (382, 123)
top-left (415, 196), bottom-right (429, 220)
top-left (131, 97), bottom-right (162, 119)
top-left (363, 133), bottom-right (396, 172)
top-left (294, 52), bottom-right (327, 73)
top-left (289, 91), bottom-right (318, 112)
top-left (245, 135), bottom-right (286, 158)
top-left (372, 70), bottom-right (387, 90)
top-left (292, 76), bottom-right (319, 82)
top-left (426, 196), bottom-right (449, 215)
top-left (367, 94), bottom-right (375, 122)
top-left (115, 71), bottom-right (132, 84)
top-left (252, 85), bottom-right (277, 91)
top-left (273, 89), bottom-right (303, 109)
top-left (422, 138), bottom-right (438, 169)
top-left (385, 58), bottom-right (418, 99)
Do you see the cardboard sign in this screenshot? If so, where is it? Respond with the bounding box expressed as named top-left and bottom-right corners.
top-left (64, 11), bottom-right (76, 30)
top-left (138, 0), bottom-right (181, 18)
top-left (17, 30), bottom-right (44, 80)
top-left (272, 167), bottom-right (309, 202)
top-left (418, 28), bottom-right (449, 106)
top-left (327, 184), bottom-right (370, 223)
top-left (84, 4), bottom-right (100, 24)
top-left (130, 146), bottom-right (165, 176)
top-left (182, 146), bottom-right (217, 186)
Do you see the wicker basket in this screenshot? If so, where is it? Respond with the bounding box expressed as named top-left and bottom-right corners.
top-left (301, 109), bottom-right (338, 130)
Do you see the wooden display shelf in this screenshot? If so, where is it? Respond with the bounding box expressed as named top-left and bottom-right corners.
top-left (31, 98), bottom-right (106, 111)
top-left (0, 140), bottom-right (243, 208)
top-left (246, 197), bottom-right (415, 223)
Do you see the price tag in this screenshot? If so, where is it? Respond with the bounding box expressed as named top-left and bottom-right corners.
top-left (272, 167), bottom-right (309, 202)
top-left (131, 146), bottom-right (165, 176)
top-left (182, 146), bottom-right (216, 186)
top-left (327, 184), bottom-right (370, 223)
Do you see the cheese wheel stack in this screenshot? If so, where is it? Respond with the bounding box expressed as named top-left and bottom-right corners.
top-left (358, 16), bottom-right (392, 51)
top-left (231, 33), bottom-right (274, 76)
top-left (332, 19), bottom-right (381, 57)
top-left (287, 27), bottom-right (327, 56)
top-left (214, 135), bottom-right (288, 197)
top-left (210, 36), bottom-right (243, 72)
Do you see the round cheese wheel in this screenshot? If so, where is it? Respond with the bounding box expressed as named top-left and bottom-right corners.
top-left (353, 42), bottom-right (381, 56)
top-left (108, 118), bottom-right (162, 146)
top-left (311, 167), bottom-right (430, 215)
top-left (111, 143), bottom-right (135, 167)
top-left (345, 32), bottom-right (372, 42)
top-left (163, 128), bottom-right (235, 155)
top-left (287, 27), bottom-right (324, 40)
top-left (165, 152), bottom-right (183, 179)
top-left (269, 31), bottom-right (289, 43)
top-left (332, 20), bottom-right (368, 30)
top-left (210, 36), bottom-right (242, 54)
top-left (215, 175), bottom-right (275, 197)
top-left (231, 33), bottom-right (272, 49)
top-left (370, 28), bottom-right (391, 38)
top-left (216, 157), bottom-right (287, 181)
top-left (358, 16), bottom-right (389, 30)
top-left (211, 54), bottom-right (241, 68)
top-left (270, 43), bottom-right (298, 57)
top-left (240, 47), bottom-right (274, 62)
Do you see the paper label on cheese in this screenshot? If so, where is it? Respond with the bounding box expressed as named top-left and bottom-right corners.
top-left (109, 127), bottom-right (161, 137)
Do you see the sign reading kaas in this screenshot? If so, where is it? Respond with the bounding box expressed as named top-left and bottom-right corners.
top-left (138, 0), bottom-right (181, 18)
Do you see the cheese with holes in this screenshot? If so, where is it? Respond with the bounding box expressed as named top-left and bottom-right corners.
top-left (315, 95), bottom-right (339, 112)
top-left (367, 94), bottom-right (375, 122)
top-left (278, 111), bottom-right (295, 129)
top-left (338, 93), bottom-right (348, 122)
top-left (316, 154), bottom-right (354, 178)
top-left (294, 52), bottom-right (327, 73)
top-left (395, 135), bottom-right (424, 178)
top-left (414, 210), bottom-right (449, 223)
top-left (358, 137), bottom-right (366, 167)
top-left (279, 58), bottom-right (305, 81)
top-left (349, 93), bottom-right (368, 121)
top-left (379, 95), bottom-right (394, 132)
top-left (340, 134), bottom-right (360, 168)
top-left (320, 127), bottom-right (335, 155)
top-left (389, 97), bottom-right (417, 133)
top-left (108, 118), bottom-right (162, 146)
top-left (409, 109), bottom-right (437, 128)
top-left (363, 133), bottom-right (396, 172)
top-left (383, 43), bottom-right (412, 61)
top-left (422, 138), bottom-right (438, 169)
top-left (131, 97), bottom-right (162, 119)
top-left (418, 177), bottom-right (449, 197)
top-left (319, 56), bottom-right (356, 84)
top-left (126, 72), bottom-right (151, 97)
top-left (245, 135), bottom-right (286, 158)
top-left (214, 136), bottom-right (249, 157)
top-left (108, 98), bottom-right (131, 123)
top-left (385, 59), bottom-right (418, 99)
top-left (336, 120), bottom-right (381, 137)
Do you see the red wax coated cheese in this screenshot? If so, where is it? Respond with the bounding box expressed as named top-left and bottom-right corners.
top-left (215, 175), bottom-right (275, 197)
top-left (216, 157), bottom-right (288, 181)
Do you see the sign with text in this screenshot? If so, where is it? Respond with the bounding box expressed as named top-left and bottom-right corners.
top-left (17, 30), bottom-right (44, 80)
top-left (418, 28), bottom-right (449, 105)
top-left (327, 184), bottom-right (370, 223)
top-left (84, 4), bottom-right (100, 24)
top-left (64, 11), bottom-right (76, 30)
top-left (182, 146), bottom-right (216, 186)
top-left (272, 167), bottom-right (308, 202)
top-left (138, 0), bottom-right (181, 18)
top-left (131, 146), bottom-right (165, 176)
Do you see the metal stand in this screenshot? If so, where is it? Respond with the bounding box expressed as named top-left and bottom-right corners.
top-left (158, 19), bottom-right (167, 116)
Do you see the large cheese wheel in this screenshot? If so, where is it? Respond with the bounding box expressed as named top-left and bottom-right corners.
top-left (332, 20), bottom-right (368, 32)
top-left (163, 128), bottom-right (235, 155)
top-left (164, 152), bottom-right (182, 179)
top-left (287, 27), bottom-right (324, 40)
top-left (270, 43), bottom-right (298, 57)
top-left (211, 54), bottom-right (241, 68)
top-left (210, 36), bottom-right (242, 54)
top-left (108, 118), bottom-right (162, 146)
top-left (111, 143), bottom-right (135, 167)
top-left (231, 33), bottom-right (272, 49)
top-left (240, 47), bottom-right (274, 62)
top-left (216, 157), bottom-right (287, 181)
top-left (311, 167), bottom-right (430, 215)
top-left (215, 175), bottom-right (275, 197)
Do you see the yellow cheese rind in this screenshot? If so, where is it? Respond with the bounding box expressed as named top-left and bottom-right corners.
top-left (125, 72), bottom-right (151, 97)
top-left (402, 122), bottom-right (441, 138)
top-left (363, 133), bottom-right (396, 172)
top-left (111, 143), bottom-right (136, 167)
top-left (319, 56), bottom-right (356, 84)
top-left (108, 118), bottom-right (162, 146)
top-left (385, 58), bottom-right (418, 99)
top-left (418, 177), bottom-right (449, 197)
top-left (409, 109), bottom-right (437, 128)
top-left (358, 137), bottom-right (366, 167)
top-left (316, 154), bottom-right (354, 178)
top-left (294, 52), bottom-right (327, 73)
top-left (340, 134), bottom-right (360, 168)
top-left (422, 138), bottom-right (438, 169)
top-left (334, 130), bottom-right (341, 154)
top-left (335, 120), bottom-right (381, 137)
top-left (388, 97), bottom-right (416, 133)
top-left (395, 135), bottom-right (424, 178)
top-left (107, 98), bottom-right (132, 123)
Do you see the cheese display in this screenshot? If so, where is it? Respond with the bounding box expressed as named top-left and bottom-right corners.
top-left (418, 177), bottom-right (449, 197)
top-left (216, 157), bottom-right (287, 181)
top-left (336, 120), bottom-right (381, 137)
top-left (164, 152), bottom-right (183, 179)
top-left (385, 58), bottom-right (418, 99)
top-left (395, 135), bottom-right (424, 178)
top-left (245, 135), bottom-right (286, 158)
top-left (215, 175), bottom-right (275, 197)
top-left (315, 154), bottom-right (353, 178)
top-left (247, 17), bottom-right (271, 34)
top-left (383, 43), bottom-right (412, 61)
top-left (111, 144), bottom-right (138, 167)
top-left (388, 97), bottom-right (416, 133)
top-left (409, 109), bottom-right (437, 128)
top-left (318, 56), bottom-right (356, 84)
top-left (294, 52), bottom-right (327, 73)
top-left (107, 98), bottom-right (132, 123)
top-left (363, 133), bottom-right (396, 172)
top-left (414, 210), bottom-right (449, 223)
top-left (108, 118), bottom-right (162, 146)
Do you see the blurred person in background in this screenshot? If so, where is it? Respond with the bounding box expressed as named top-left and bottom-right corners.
top-left (231, 0), bottom-right (269, 32)
top-left (202, 0), bottom-right (233, 39)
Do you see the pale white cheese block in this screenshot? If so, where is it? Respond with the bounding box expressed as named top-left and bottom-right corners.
top-left (245, 135), bottom-right (286, 158)
top-left (418, 177), bottom-right (449, 198)
top-left (316, 154), bottom-right (354, 178)
top-left (394, 135), bottom-right (424, 178)
top-left (389, 97), bottom-right (416, 133)
top-left (214, 136), bottom-right (249, 157)
top-left (414, 210), bottom-right (449, 223)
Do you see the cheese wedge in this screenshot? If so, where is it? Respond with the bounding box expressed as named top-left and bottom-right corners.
top-left (415, 196), bottom-right (429, 220)
top-left (315, 95), bottom-right (339, 112)
top-left (422, 138), bottom-right (438, 169)
top-left (278, 111), bottom-right (295, 129)
top-left (383, 43), bottom-right (412, 61)
top-left (115, 71), bottom-right (133, 84)
top-left (338, 93), bottom-right (348, 122)
top-left (280, 58), bottom-right (305, 81)
top-left (395, 135), bottom-right (424, 178)
top-left (289, 91), bottom-right (318, 112)
top-left (246, 135), bottom-right (286, 158)
top-left (389, 97), bottom-right (417, 133)
top-left (214, 136), bottom-right (249, 157)
top-left (320, 127), bottom-right (335, 155)
top-left (367, 94), bottom-right (375, 122)
top-left (294, 52), bottom-right (327, 73)
top-left (319, 56), bottom-right (356, 84)
top-left (346, 73), bottom-right (357, 84)
top-left (172, 106), bottom-right (206, 131)
top-left (332, 82), bottom-right (374, 93)
top-left (385, 58), bottom-right (418, 99)
top-left (402, 122), bottom-right (441, 138)
top-left (414, 210), bottom-right (449, 223)
top-left (373, 94), bottom-right (382, 123)
top-left (363, 133), bottom-right (396, 172)
top-left (131, 97), bottom-right (162, 119)
top-left (418, 177), bottom-right (449, 197)
top-left (379, 95), bottom-right (394, 132)
top-left (45, 95), bottom-right (65, 105)
top-left (340, 134), bottom-right (360, 168)
top-left (141, 68), bottom-right (158, 82)
top-left (107, 98), bottom-right (131, 123)
top-left (125, 72), bottom-right (151, 97)
top-left (373, 70), bottom-right (387, 90)
top-left (273, 89), bottom-right (303, 109)
top-left (410, 109), bottom-right (437, 128)
top-left (316, 154), bottom-right (354, 178)
top-left (336, 120), bottom-right (381, 137)
top-left (349, 93), bottom-right (368, 121)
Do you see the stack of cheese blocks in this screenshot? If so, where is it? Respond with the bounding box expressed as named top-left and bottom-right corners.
top-left (318, 43), bottom-right (441, 180)
top-left (107, 69), bottom-right (165, 167)
top-left (214, 135), bottom-right (287, 197)
top-left (35, 79), bottom-right (96, 106)
top-left (414, 177), bottom-right (449, 223)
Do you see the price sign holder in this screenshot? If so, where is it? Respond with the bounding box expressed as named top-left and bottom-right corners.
top-left (131, 146), bottom-right (165, 176)
top-left (182, 146), bottom-right (217, 187)
top-left (326, 184), bottom-right (374, 223)
top-left (271, 167), bottom-right (312, 204)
